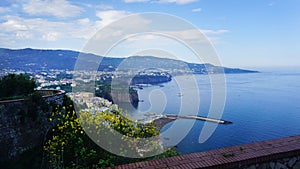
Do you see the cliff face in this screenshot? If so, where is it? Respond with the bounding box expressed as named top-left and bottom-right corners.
top-left (95, 82), bottom-right (139, 108)
top-left (131, 75), bottom-right (172, 85)
top-left (110, 90), bottom-right (139, 108)
top-left (0, 91), bottom-right (65, 159)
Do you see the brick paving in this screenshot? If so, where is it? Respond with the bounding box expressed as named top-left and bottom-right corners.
top-left (110, 135), bottom-right (300, 169)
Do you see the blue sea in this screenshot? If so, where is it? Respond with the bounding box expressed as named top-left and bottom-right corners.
top-left (125, 68), bottom-right (300, 154)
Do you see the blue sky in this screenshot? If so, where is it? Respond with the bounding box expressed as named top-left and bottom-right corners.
top-left (0, 0), bottom-right (299, 68)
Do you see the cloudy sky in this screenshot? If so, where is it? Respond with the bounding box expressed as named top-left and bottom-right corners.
top-left (0, 0), bottom-right (299, 68)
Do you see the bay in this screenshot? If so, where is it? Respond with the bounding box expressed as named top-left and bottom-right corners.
top-left (123, 69), bottom-right (300, 154)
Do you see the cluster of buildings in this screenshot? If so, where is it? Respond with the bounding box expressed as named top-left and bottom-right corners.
top-left (67, 92), bottom-right (118, 114)
top-left (0, 69), bottom-right (74, 90)
top-left (1, 67), bottom-right (173, 91)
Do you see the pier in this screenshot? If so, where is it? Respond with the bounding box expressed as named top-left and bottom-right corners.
top-left (152, 114), bottom-right (232, 129)
top-left (166, 114), bottom-right (232, 124)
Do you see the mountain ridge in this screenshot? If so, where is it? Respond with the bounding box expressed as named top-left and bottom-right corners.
top-left (0, 48), bottom-right (258, 74)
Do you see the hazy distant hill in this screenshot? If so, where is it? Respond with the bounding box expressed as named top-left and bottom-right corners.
top-left (0, 48), bottom-right (258, 74)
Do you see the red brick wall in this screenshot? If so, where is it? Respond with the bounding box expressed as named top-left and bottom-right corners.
top-left (111, 135), bottom-right (300, 169)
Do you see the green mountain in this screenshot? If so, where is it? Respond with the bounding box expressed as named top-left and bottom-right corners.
top-left (0, 48), bottom-right (258, 74)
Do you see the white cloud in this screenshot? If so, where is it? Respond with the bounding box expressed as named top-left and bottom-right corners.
top-left (87, 27), bottom-right (228, 57)
top-left (192, 8), bottom-right (202, 12)
top-left (96, 10), bottom-right (131, 26)
top-left (23, 0), bottom-right (83, 18)
top-left (42, 32), bottom-right (60, 41)
top-left (91, 13), bottom-right (152, 41)
top-left (0, 9), bottom-right (134, 44)
top-left (123, 0), bottom-right (150, 3)
top-left (95, 4), bottom-right (114, 10)
top-left (0, 15), bottom-right (61, 40)
top-left (15, 31), bottom-right (34, 39)
top-left (0, 6), bottom-right (227, 51)
top-left (123, 0), bottom-right (198, 4)
top-left (158, 0), bottom-right (198, 5)
top-left (84, 4), bottom-right (114, 10)
top-left (0, 15), bottom-right (90, 41)
top-left (200, 29), bottom-right (229, 35)
top-left (0, 32), bottom-right (16, 47)
top-left (165, 29), bottom-right (228, 39)
top-left (0, 7), bottom-right (10, 13)
top-left (2, 19), bottom-right (28, 31)
top-left (160, 29), bottom-right (228, 45)
top-left (157, 0), bottom-right (198, 4)
top-left (77, 18), bottom-right (90, 25)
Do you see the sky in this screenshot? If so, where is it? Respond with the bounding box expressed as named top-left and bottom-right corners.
top-left (0, 0), bottom-right (299, 68)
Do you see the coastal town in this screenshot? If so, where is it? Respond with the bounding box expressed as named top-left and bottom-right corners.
top-left (0, 68), bottom-right (172, 92)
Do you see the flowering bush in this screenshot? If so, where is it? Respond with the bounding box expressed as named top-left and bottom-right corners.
top-left (44, 96), bottom-right (179, 168)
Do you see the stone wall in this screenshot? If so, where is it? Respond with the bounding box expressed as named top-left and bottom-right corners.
top-left (243, 156), bottom-right (300, 169)
top-left (0, 90), bottom-right (65, 159)
top-left (40, 90), bottom-right (65, 105)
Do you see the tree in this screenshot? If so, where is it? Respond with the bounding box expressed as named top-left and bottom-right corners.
top-left (0, 73), bottom-right (36, 99)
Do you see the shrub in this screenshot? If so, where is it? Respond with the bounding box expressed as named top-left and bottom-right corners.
top-left (44, 97), bottom-right (179, 168)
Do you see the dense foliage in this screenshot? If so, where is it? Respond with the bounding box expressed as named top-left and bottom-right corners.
top-left (44, 97), bottom-right (179, 169)
top-left (0, 73), bottom-right (36, 99)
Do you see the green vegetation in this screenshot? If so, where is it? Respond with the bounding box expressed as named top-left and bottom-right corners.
top-left (222, 152), bottom-right (235, 158)
top-left (44, 97), bottom-right (179, 168)
top-left (0, 73), bottom-right (36, 100)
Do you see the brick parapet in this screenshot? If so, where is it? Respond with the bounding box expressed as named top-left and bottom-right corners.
top-left (112, 135), bottom-right (300, 169)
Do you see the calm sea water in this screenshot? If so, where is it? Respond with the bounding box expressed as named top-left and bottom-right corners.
top-left (124, 69), bottom-right (300, 154)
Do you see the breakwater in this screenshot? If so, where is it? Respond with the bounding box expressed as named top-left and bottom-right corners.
top-left (152, 114), bottom-right (232, 129)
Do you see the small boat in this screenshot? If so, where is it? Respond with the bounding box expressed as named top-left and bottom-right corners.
top-left (177, 93), bottom-right (183, 97)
